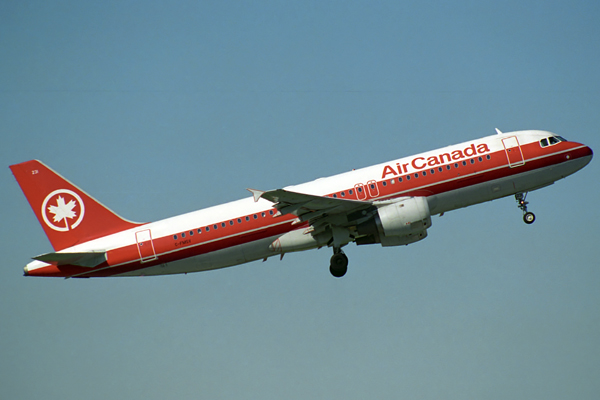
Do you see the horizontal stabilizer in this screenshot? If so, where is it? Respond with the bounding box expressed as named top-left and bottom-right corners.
top-left (33, 251), bottom-right (107, 268)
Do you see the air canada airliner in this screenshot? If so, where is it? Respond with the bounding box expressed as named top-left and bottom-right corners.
top-left (10, 129), bottom-right (593, 278)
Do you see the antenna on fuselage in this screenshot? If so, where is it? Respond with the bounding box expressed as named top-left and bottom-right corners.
top-left (495, 128), bottom-right (503, 135)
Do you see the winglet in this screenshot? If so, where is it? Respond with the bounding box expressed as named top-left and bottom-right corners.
top-left (495, 128), bottom-right (503, 135)
top-left (246, 188), bottom-right (265, 202)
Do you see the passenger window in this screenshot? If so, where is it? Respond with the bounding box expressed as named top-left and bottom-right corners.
top-left (406, 175), bottom-right (411, 181)
top-left (189, 231), bottom-right (194, 236)
top-left (173, 234), bottom-right (178, 240)
top-left (181, 232), bottom-right (186, 238)
top-left (486, 155), bottom-right (491, 160)
top-left (197, 229), bottom-right (202, 234)
top-left (269, 210), bottom-right (274, 215)
top-left (478, 157), bottom-right (483, 162)
top-left (398, 177), bottom-right (403, 182)
top-left (221, 222), bottom-right (226, 228)
top-left (470, 159), bottom-right (475, 164)
top-left (205, 226), bottom-right (210, 232)
top-left (454, 163), bottom-right (459, 168)
top-left (341, 191), bottom-right (346, 196)
top-left (245, 216), bottom-right (250, 221)
top-left (349, 189), bottom-right (354, 195)
top-left (414, 173), bottom-right (419, 178)
top-left (446, 165), bottom-right (451, 170)
top-left (230, 220), bottom-right (234, 226)
top-left (237, 218), bottom-right (242, 223)
top-left (382, 181), bottom-right (387, 187)
top-left (462, 161), bottom-right (467, 166)
top-left (333, 194), bottom-right (337, 198)
top-left (430, 169), bottom-right (435, 174)
top-left (438, 167), bottom-right (443, 172)
top-left (213, 224), bottom-right (218, 230)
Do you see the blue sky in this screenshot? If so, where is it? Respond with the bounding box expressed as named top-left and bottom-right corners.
top-left (1, 1), bottom-right (599, 399)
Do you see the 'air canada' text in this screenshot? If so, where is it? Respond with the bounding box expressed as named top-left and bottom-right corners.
top-left (381, 143), bottom-right (491, 179)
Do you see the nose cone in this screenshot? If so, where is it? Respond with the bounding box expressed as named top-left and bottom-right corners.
top-left (582, 144), bottom-right (593, 166)
top-left (570, 143), bottom-right (593, 173)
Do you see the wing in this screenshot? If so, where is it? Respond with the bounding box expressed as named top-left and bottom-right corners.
top-left (247, 188), bottom-right (375, 237)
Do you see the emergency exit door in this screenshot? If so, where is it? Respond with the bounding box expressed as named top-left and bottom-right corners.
top-left (502, 136), bottom-right (525, 168)
top-left (135, 229), bottom-right (158, 263)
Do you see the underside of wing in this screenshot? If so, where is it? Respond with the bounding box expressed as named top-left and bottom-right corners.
top-left (248, 188), bottom-right (379, 249)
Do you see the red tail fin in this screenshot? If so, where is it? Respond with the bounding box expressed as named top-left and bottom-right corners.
top-left (10, 160), bottom-right (142, 251)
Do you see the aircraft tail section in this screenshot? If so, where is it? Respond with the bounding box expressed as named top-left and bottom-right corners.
top-left (10, 160), bottom-right (143, 251)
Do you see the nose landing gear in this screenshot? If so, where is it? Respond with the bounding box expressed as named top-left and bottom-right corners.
top-left (516, 192), bottom-right (536, 224)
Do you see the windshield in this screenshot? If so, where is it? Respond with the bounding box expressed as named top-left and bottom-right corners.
top-left (540, 135), bottom-right (567, 148)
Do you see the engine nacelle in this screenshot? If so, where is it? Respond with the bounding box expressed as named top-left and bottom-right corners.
top-left (356, 197), bottom-right (432, 247)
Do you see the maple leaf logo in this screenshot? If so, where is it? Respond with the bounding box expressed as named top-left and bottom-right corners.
top-left (48, 196), bottom-right (77, 225)
top-left (41, 189), bottom-right (85, 232)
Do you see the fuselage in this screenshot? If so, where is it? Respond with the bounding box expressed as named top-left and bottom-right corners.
top-left (22, 130), bottom-right (593, 277)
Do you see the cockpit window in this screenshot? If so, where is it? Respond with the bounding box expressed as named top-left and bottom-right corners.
top-left (540, 136), bottom-right (567, 148)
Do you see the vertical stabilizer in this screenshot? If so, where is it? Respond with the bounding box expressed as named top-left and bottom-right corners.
top-left (10, 160), bottom-right (143, 251)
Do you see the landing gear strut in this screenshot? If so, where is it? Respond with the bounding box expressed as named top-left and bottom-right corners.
top-left (515, 192), bottom-right (535, 224)
top-left (329, 249), bottom-right (348, 278)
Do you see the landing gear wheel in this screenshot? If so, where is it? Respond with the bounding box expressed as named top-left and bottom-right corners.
top-left (329, 253), bottom-right (348, 278)
top-left (523, 212), bottom-right (536, 224)
top-left (516, 192), bottom-right (536, 225)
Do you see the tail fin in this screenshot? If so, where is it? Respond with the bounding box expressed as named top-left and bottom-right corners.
top-left (10, 160), bottom-right (143, 251)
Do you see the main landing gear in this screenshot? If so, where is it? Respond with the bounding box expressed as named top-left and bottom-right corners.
top-left (330, 249), bottom-right (348, 278)
top-left (515, 192), bottom-right (536, 224)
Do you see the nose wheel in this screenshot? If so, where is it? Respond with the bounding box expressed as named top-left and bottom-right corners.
top-left (330, 250), bottom-right (348, 278)
top-left (516, 192), bottom-right (536, 224)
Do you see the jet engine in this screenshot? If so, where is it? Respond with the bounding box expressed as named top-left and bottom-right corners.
top-left (356, 197), bottom-right (431, 247)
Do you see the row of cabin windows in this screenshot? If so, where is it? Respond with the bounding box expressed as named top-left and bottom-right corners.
top-left (330, 155), bottom-right (492, 198)
top-left (173, 209), bottom-right (275, 240)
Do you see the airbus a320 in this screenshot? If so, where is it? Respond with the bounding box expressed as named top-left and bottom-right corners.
top-left (10, 129), bottom-right (593, 278)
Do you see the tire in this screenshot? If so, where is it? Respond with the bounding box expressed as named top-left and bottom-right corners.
top-left (329, 253), bottom-right (348, 278)
top-left (523, 212), bottom-right (536, 224)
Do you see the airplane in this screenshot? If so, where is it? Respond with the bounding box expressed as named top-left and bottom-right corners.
top-left (10, 129), bottom-right (593, 278)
